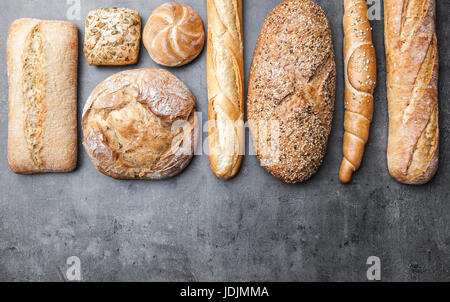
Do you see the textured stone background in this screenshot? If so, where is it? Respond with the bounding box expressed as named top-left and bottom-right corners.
top-left (0, 0), bottom-right (449, 282)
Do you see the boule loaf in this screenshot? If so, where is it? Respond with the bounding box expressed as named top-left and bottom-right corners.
top-left (82, 69), bottom-right (197, 180)
top-left (247, 0), bottom-right (336, 184)
top-left (384, 0), bottom-right (439, 184)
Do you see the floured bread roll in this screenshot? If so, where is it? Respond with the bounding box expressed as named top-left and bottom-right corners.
top-left (143, 2), bottom-right (205, 67)
top-left (82, 69), bottom-right (197, 180)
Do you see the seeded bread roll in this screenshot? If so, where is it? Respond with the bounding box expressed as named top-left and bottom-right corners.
top-left (7, 18), bottom-right (78, 174)
top-left (82, 69), bottom-right (197, 180)
top-left (248, 0), bottom-right (336, 184)
top-left (384, 0), bottom-right (439, 185)
top-left (143, 2), bottom-right (205, 67)
top-left (84, 8), bottom-right (141, 66)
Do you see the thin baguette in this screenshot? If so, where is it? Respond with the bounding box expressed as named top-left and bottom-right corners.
top-left (206, 0), bottom-right (244, 180)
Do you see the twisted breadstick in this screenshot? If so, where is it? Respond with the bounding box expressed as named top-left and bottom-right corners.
top-left (207, 0), bottom-right (244, 180)
top-left (339, 0), bottom-right (377, 183)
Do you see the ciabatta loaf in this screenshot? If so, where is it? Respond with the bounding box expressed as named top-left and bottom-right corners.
top-left (7, 19), bottom-right (78, 174)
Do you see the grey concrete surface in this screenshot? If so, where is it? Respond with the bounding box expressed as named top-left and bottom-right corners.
top-left (0, 0), bottom-right (449, 282)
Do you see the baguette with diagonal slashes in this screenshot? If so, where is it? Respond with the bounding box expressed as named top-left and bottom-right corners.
top-left (384, 0), bottom-right (439, 184)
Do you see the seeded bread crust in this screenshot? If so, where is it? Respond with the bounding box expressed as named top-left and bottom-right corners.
top-left (248, 0), bottom-right (336, 184)
top-left (84, 8), bottom-right (141, 66)
top-left (7, 18), bottom-right (78, 174)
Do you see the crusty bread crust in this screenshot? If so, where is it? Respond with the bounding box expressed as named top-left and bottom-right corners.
top-left (384, 0), bottom-right (439, 185)
top-left (82, 69), bottom-right (197, 180)
top-left (339, 0), bottom-right (377, 183)
top-left (248, 0), bottom-right (336, 184)
top-left (207, 0), bottom-right (244, 180)
top-left (7, 18), bottom-right (78, 174)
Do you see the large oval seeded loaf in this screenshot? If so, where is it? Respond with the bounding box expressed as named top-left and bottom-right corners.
top-left (247, 0), bottom-right (336, 184)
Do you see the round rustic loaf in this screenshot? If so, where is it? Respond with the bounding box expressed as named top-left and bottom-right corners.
top-left (143, 2), bottom-right (205, 67)
top-left (247, 0), bottom-right (336, 184)
top-left (82, 69), bottom-right (197, 180)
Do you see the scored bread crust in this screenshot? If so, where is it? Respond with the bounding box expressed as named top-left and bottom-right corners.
top-left (143, 2), bottom-right (205, 67)
top-left (7, 18), bottom-right (78, 174)
top-left (339, 0), bottom-right (377, 183)
top-left (384, 0), bottom-right (439, 185)
top-left (207, 0), bottom-right (244, 180)
top-left (82, 69), bottom-right (197, 180)
top-left (248, 0), bottom-right (336, 184)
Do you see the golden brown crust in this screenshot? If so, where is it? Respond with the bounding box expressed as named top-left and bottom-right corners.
top-left (7, 18), bottom-right (78, 174)
top-left (248, 0), bottom-right (336, 184)
top-left (143, 2), bottom-right (205, 67)
top-left (207, 0), bottom-right (244, 180)
top-left (83, 8), bottom-right (141, 66)
top-left (384, 0), bottom-right (439, 185)
top-left (82, 69), bottom-right (197, 180)
top-left (339, 0), bottom-right (377, 183)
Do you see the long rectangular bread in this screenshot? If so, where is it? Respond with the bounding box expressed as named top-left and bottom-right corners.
top-left (384, 0), bottom-right (439, 184)
top-left (7, 18), bottom-right (79, 174)
top-left (207, 0), bottom-right (244, 180)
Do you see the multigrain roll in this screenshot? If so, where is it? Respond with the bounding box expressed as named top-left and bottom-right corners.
top-left (247, 0), bottom-right (336, 184)
top-left (83, 8), bottom-right (141, 66)
top-left (384, 0), bottom-right (439, 185)
top-left (82, 69), bottom-right (197, 180)
top-left (143, 2), bottom-right (205, 67)
top-left (7, 18), bottom-right (78, 174)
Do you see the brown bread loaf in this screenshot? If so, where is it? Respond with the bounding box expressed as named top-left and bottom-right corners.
top-left (248, 0), bottom-right (336, 184)
top-left (384, 0), bottom-right (439, 184)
